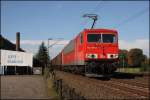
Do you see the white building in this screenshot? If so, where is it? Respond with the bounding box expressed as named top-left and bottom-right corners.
top-left (0, 49), bottom-right (33, 75)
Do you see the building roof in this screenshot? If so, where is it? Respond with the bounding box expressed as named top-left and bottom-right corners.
top-left (0, 34), bottom-right (24, 52)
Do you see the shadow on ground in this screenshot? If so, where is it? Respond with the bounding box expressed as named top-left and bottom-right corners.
top-left (92, 72), bottom-right (144, 81)
top-left (111, 72), bottom-right (143, 79)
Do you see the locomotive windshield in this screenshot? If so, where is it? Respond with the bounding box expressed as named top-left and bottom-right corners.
top-left (102, 34), bottom-right (116, 43)
top-left (87, 34), bottom-right (101, 42)
top-left (87, 34), bottom-right (116, 43)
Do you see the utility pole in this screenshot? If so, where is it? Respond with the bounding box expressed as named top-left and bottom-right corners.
top-left (47, 38), bottom-right (64, 65)
top-left (83, 14), bottom-right (98, 29)
top-left (47, 38), bottom-right (64, 77)
top-left (48, 38), bottom-right (52, 60)
top-left (47, 38), bottom-right (52, 69)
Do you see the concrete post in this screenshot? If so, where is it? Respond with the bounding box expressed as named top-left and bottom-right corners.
top-left (15, 66), bottom-right (16, 75)
top-left (6, 66), bottom-right (7, 75)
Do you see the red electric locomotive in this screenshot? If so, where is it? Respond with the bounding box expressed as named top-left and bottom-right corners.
top-left (51, 14), bottom-right (119, 77)
top-left (51, 28), bottom-right (119, 77)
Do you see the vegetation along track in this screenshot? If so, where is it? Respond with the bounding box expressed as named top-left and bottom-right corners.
top-left (55, 71), bottom-right (149, 99)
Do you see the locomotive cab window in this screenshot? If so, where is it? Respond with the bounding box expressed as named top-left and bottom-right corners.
top-left (87, 34), bottom-right (101, 42)
top-left (102, 34), bottom-right (116, 43)
top-left (87, 33), bottom-right (116, 43)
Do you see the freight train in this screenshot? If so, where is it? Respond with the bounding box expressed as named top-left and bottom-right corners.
top-left (51, 28), bottom-right (119, 77)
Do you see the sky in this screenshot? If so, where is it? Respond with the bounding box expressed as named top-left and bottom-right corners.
top-left (1, 1), bottom-right (149, 58)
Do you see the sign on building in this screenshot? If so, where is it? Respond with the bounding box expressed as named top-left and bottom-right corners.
top-left (0, 49), bottom-right (33, 67)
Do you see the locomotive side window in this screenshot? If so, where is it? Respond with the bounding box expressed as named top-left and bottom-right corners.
top-left (87, 34), bottom-right (101, 42)
top-left (102, 34), bottom-right (115, 43)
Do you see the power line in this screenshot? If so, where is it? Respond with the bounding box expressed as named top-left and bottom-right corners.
top-left (80, 1), bottom-right (103, 29)
top-left (113, 7), bottom-right (149, 28)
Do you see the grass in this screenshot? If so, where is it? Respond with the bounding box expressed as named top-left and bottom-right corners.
top-left (116, 67), bottom-right (141, 73)
top-left (46, 77), bottom-right (59, 98)
top-left (43, 68), bottom-right (59, 99)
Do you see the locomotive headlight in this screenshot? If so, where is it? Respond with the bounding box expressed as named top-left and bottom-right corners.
top-left (107, 54), bottom-right (118, 59)
top-left (110, 55), bottom-right (113, 58)
top-left (86, 54), bottom-right (97, 59)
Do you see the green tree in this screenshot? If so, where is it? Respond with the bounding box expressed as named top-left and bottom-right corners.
top-left (141, 56), bottom-right (149, 72)
top-left (119, 49), bottom-right (128, 67)
top-left (35, 42), bottom-right (50, 73)
top-left (128, 48), bottom-right (146, 67)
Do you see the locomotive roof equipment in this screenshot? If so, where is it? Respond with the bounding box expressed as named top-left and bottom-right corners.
top-left (83, 14), bottom-right (98, 29)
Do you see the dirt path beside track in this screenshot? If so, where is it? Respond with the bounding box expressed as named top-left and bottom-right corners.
top-left (1, 75), bottom-right (50, 99)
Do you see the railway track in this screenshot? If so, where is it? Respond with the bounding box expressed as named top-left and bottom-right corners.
top-left (55, 71), bottom-right (149, 99)
top-left (105, 80), bottom-right (149, 97)
top-left (88, 78), bottom-right (148, 98)
top-left (111, 78), bottom-right (149, 89)
top-left (135, 76), bottom-right (149, 82)
top-left (89, 77), bottom-right (149, 98)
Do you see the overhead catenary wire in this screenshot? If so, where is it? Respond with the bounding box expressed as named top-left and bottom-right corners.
top-left (113, 7), bottom-right (149, 28)
top-left (72, 1), bottom-right (104, 38)
top-left (80, 1), bottom-right (104, 30)
top-left (81, 2), bottom-right (148, 29)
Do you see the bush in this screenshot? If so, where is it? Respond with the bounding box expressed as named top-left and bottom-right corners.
top-left (140, 64), bottom-right (150, 72)
top-left (44, 67), bottom-right (50, 78)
